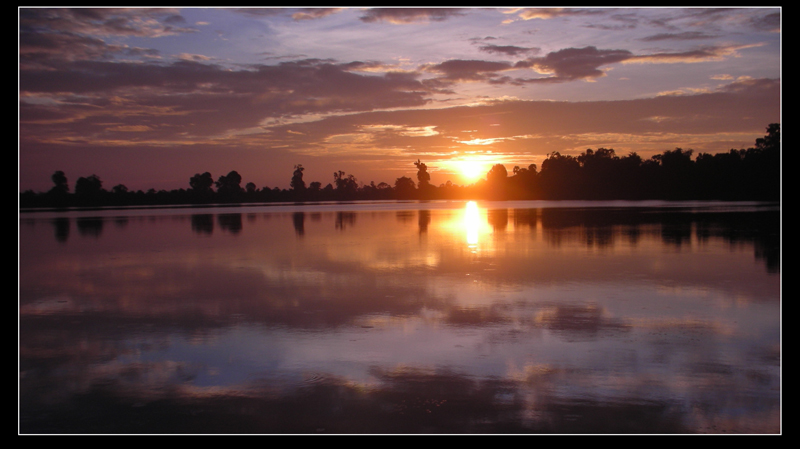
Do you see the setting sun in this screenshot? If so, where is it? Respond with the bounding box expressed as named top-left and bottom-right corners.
top-left (459, 160), bottom-right (487, 181)
top-left (446, 158), bottom-right (493, 183)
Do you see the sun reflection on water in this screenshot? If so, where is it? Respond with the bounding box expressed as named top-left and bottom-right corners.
top-left (465, 201), bottom-right (480, 251)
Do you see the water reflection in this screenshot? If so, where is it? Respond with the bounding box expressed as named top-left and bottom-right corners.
top-left (52, 217), bottom-right (69, 243)
top-left (76, 216), bottom-right (103, 238)
top-left (218, 213), bottom-right (242, 234)
top-left (191, 214), bottom-right (214, 235)
top-left (19, 201), bottom-right (780, 433)
top-left (418, 209), bottom-right (430, 235)
top-left (465, 200), bottom-right (480, 247)
top-left (293, 212), bottom-right (305, 237)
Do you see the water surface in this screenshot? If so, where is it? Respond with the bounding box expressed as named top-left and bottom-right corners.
top-left (19, 200), bottom-right (781, 433)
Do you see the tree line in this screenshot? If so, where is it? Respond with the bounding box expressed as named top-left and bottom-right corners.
top-left (20, 123), bottom-right (779, 209)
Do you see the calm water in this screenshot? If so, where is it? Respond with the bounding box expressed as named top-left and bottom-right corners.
top-left (19, 200), bottom-right (781, 434)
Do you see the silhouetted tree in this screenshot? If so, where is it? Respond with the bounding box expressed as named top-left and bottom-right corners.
top-left (17, 123), bottom-right (781, 208)
top-left (216, 170), bottom-right (243, 199)
top-left (394, 176), bottom-right (416, 199)
top-left (189, 172), bottom-right (214, 193)
top-left (656, 148), bottom-right (695, 199)
top-left (415, 159), bottom-right (431, 188)
top-left (333, 170), bottom-right (358, 197)
top-left (509, 164), bottom-right (539, 199)
top-left (291, 164), bottom-right (306, 192)
top-left (540, 152), bottom-right (581, 199)
top-left (50, 170), bottom-right (69, 194)
top-left (755, 123), bottom-right (780, 153)
top-left (74, 174), bottom-right (103, 198)
top-left (485, 164), bottom-right (509, 199)
top-left (577, 148), bottom-right (620, 199)
top-left (414, 159), bottom-right (433, 199)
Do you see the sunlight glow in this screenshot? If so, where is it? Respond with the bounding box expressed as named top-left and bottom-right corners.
top-left (458, 160), bottom-right (490, 182)
top-left (465, 201), bottom-right (480, 247)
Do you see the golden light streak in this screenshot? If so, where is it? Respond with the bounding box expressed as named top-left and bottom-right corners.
top-left (465, 201), bottom-right (480, 247)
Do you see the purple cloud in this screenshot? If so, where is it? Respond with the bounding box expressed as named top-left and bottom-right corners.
top-left (359, 8), bottom-right (467, 24)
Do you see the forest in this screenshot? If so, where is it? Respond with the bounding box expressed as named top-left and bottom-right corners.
top-left (20, 123), bottom-right (780, 209)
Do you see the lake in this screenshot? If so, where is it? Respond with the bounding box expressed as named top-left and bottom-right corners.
top-left (18, 200), bottom-right (781, 434)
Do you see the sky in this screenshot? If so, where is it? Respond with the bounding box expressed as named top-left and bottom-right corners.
top-left (18, 7), bottom-right (781, 193)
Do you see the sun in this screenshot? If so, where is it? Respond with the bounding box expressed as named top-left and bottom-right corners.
top-left (457, 160), bottom-right (489, 182)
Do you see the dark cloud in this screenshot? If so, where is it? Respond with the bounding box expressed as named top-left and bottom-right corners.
top-left (640, 31), bottom-right (720, 41)
top-left (593, 12), bottom-right (640, 30)
top-left (515, 46), bottom-right (633, 82)
top-left (423, 59), bottom-right (514, 82)
top-left (339, 60), bottom-right (394, 72)
top-left (679, 8), bottom-right (742, 28)
top-left (627, 44), bottom-right (760, 64)
top-left (478, 44), bottom-right (540, 57)
top-left (749, 12), bottom-right (780, 32)
top-left (163, 14), bottom-right (186, 24)
top-left (19, 8), bottom-right (196, 38)
top-left (19, 8), bottom-right (193, 68)
top-left (510, 43), bottom-right (755, 83)
top-left (359, 8), bottom-right (467, 24)
top-left (644, 8), bottom-right (768, 32)
top-left (19, 29), bottom-right (125, 64)
top-left (19, 58), bottom-right (433, 144)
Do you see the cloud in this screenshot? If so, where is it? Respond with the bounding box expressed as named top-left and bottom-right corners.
top-left (640, 31), bottom-right (720, 41)
top-left (243, 76), bottom-right (779, 165)
top-left (625, 43), bottom-right (764, 64)
top-left (19, 8), bottom-right (194, 67)
top-left (423, 59), bottom-right (514, 82)
top-left (359, 8), bottom-right (467, 24)
top-left (749, 12), bottom-right (780, 32)
top-left (19, 58), bottom-right (435, 144)
top-left (291, 8), bottom-right (344, 21)
top-left (176, 53), bottom-right (213, 62)
top-left (19, 8), bottom-right (196, 38)
top-left (515, 46), bottom-right (633, 82)
top-left (505, 8), bottom-right (603, 21)
top-left (20, 29), bottom-right (131, 64)
top-left (656, 87), bottom-right (713, 96)
top-left (478, 44), bottom-right (540, 57)
top-left (507, 43), bottom-right (764, 84)
top-left (678, 8), bottom-right (745, 28)
top-left (644, 8), bottom-right (779, 33)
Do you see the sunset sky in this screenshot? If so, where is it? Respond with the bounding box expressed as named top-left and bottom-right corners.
top-left (18, 7), bottom-right (781, 193)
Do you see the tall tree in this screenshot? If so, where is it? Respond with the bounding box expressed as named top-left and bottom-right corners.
top-left (291, 164), bottom-right (306, 191)
top-left (486, 164), bottom-right (508, 184)
top-left (216, 171), bottom-right (243, 198)
top-left (74, 174), bottom-right (103, 197)
top-left (189, 172), bottom-right (214, 193)
top-left (50, 170), bottom-right (69, 194)
top-left (333, 170), bottom-right (358, 197)
top-left (414, 159), bottom-right (430, 188)
top-left (394, 176), bottom-right (416, 199)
